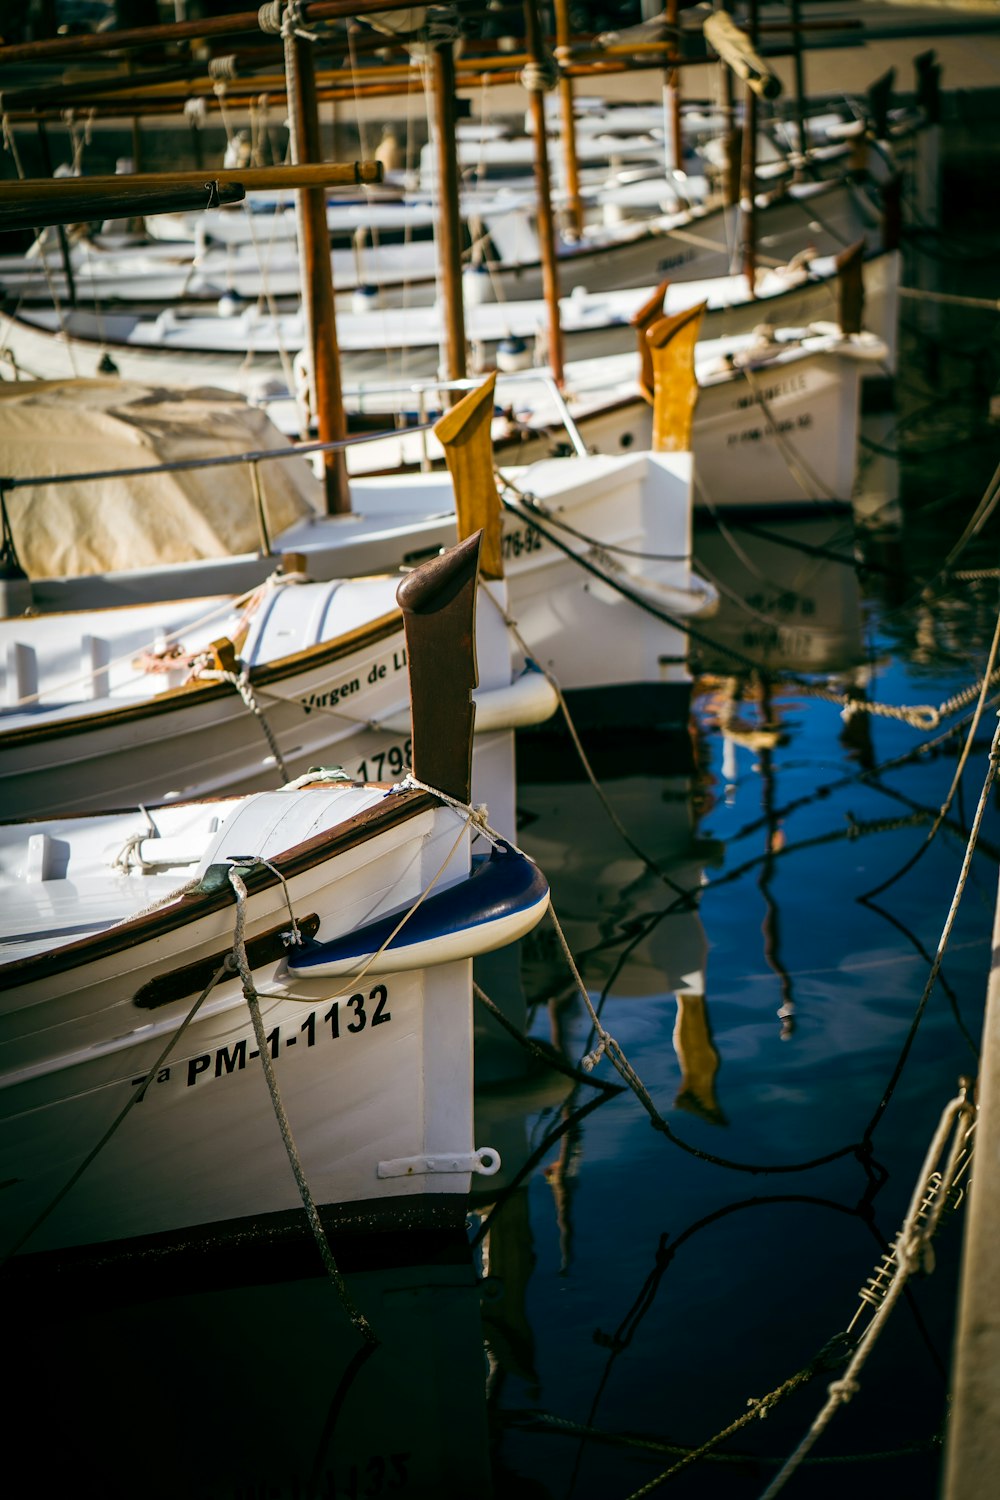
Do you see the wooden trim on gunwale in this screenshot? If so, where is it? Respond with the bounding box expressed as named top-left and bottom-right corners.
top-left (0, 786), bottom-right (436, 986)
top-left (0, 608), bottom-right (402, 750)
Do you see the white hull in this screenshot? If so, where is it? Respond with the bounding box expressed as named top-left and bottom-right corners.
top-left (0, 786), bottom-right (509, 1258)
top-left (0, 574), bottom-right (555, 821)
top-left (343, 330), bottom-right (886, 510)
top-left (24, 452), bottom-right (713, 723)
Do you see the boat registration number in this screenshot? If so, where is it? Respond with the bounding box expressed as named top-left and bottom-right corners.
top-left (501, 522), bottom-right (545, 561)
top-left (131, 984), bottom-right (391, 1094)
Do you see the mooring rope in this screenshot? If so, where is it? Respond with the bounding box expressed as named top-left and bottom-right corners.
top-left (227, 859), bottom-right (376, 1344)
top-left (757, 1086), bottom-right (975, 1500)
top-left (496, 473), bottom-right (999, 729)
top-left (0, 957), bottom-right (233, 1263)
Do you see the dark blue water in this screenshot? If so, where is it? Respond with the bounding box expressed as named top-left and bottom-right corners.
top-left (9, 253), bottom-right (1000, 1500)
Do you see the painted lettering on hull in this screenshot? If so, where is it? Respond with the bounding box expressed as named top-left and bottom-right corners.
top-left (300, 647), bottom-right (409, 716)
top-left (726, 411), bottom-right (813, 446)
top-left (131, 984), bottom-right (392, 1096)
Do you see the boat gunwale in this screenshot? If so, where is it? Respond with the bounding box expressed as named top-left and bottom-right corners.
top-left (0, 606), bottom-right (403, 749)
top-left (0, 784), bottom-right (436, 985)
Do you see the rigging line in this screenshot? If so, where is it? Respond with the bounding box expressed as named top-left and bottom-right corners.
top-left (546, 884), bottom-right (872, 1177)
top-left (0, 957), bottom-right (233, 1264)
top-left (759, 1087), bottom-right (975, 1500)
top-left (861, 775), bottom-right (1000, 865)
top-left (580, 1176), bottom-right (950, 1420)
top-left (474, 980), bottom-right (622, 1095)
top-left (860, 894), bottom-right (980, 1059)
top-left (861, 715), bottom-right (1000, 1146)
top-left (227, 861), bottom-right (376, 1347)
top-left (860, 598), bottom-right (1000, 901)
top-left (732, 517), bottom-right (897, 579)
top-left (467, 1088), bottom-right (616, 1252)
top-left (702, 707), bottom-right (951, 849)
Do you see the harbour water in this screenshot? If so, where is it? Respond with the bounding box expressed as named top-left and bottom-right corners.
top-left (8, 285), bottom-right (998, 1498)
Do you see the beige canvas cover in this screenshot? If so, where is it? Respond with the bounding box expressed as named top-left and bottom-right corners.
top-left (0, 379), bottom-right (321, 578)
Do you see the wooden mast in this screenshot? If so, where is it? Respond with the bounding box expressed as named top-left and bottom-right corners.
top-left (430, 36), bottom-right (467, 386)
top-left (739, 0), bottom-right (759, 295)
top-left (789, 0), bottom-right (808, 167)
top-left (281, 4), bottom-right (350, 513)
top-left (663, 0), bottom-right (684, 181)
top-left (523, 0), bottom-right (564, 387)
top-left (704, 2), bottom-right (781, 295)
top-left (552, 0), bottom-right (584, 240)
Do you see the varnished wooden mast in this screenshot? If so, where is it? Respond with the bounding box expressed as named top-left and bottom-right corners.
top-left (739, 3), bottom-right (759, 294)
top-left (523, 0), bottom-right (564, 387)
top-left (663, 0), bottom-right (684, 178)
top-left (282, 9), bottom-right (350, 513)
top-left (430, 38), bottom-right (467, 386)
top-left (552, 0), bottom-right (584, 240)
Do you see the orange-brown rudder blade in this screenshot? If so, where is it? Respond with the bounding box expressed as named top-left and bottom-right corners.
top-left (835, 240), bottom-right (865, 336)
top-left (630, 280), bottom-right (669, 405)
top-left (396, 530), bottom-right (482, 804)
top-left (647, 301), bottom-right (706, 452)
top-left (434, 373), bottom-right (503, 582)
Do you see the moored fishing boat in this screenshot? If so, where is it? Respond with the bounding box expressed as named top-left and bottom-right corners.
top-left (0, 534), bottom-right (551, 1269)
top-left (5, 377), bottom-right (716, 738)
top-left (1, 241), bottom-right (900, 394)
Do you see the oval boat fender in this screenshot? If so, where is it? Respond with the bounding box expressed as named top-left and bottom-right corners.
top-left (285, 841), bottom-right (550, 977)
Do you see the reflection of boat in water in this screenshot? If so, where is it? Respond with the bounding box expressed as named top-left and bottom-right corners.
top-left (691, 513), bottom-right (868, 679)
top-left (10, 1256), bottom-right (492, 1499)
top-left (515, 773), bottom-right (726, 1128)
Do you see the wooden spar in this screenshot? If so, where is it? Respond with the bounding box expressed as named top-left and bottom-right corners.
top-left (0, 163), bottom-right (382, 196)
top-left (430, 39), bottom-right (467, 386)
top-left (629, 281), bottom-right (670, 403)
top-left (702, 6), bottom-right (782, 100)
top-left (736, 0), bottom-right (761, 295)
top-left (552, 0), bottom-right (584, 240)
top-left (646, 302), bottom-right (706, 454)
top-left (3, 42), bottom-right (850, 124)
top-left (434, 375), bottom-right (503, 583)
top-left (396, 531), bottom-right (482, 805)
top-left (283, 16), bottom-right (349, 514)
top-left (523, 0), bottom-right (564, 388)
top-left (835, 240), bottom-right (865, 336)
top-left (663, 0), bottom-right (684, 178)
top-left (0, 0), bottom-right (438, 64)
top-left (789, 0), bottom-right (808, 164)
top-left (0, 181), bottom-right (246, 232)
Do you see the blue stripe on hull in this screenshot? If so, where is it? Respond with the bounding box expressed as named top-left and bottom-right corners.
top-left (287, 843), bottom-right (548, 972)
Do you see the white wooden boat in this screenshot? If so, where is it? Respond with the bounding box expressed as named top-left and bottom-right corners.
top-left (2, 243), bottom-right (899, 398)
top-left (0, 535), bottom-right (551, 1266)
top-left (11, 379), bottom-right (716, 736)
top-left (0, 566), bottom-right (555, 821)
top-left (341, 315), bottom-right (889, 512)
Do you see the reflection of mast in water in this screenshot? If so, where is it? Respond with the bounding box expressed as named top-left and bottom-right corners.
top-left (758, 735), bottom-right (796, 1041)
top-left (481, 1185), bottom-right (541, 1401)
top-left (543, 1105), bottom-right (586, 1273)
top-left (717, 675), bottom-right (798, 1039)
top-left (673, 991), bottom-right (727, 1125)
